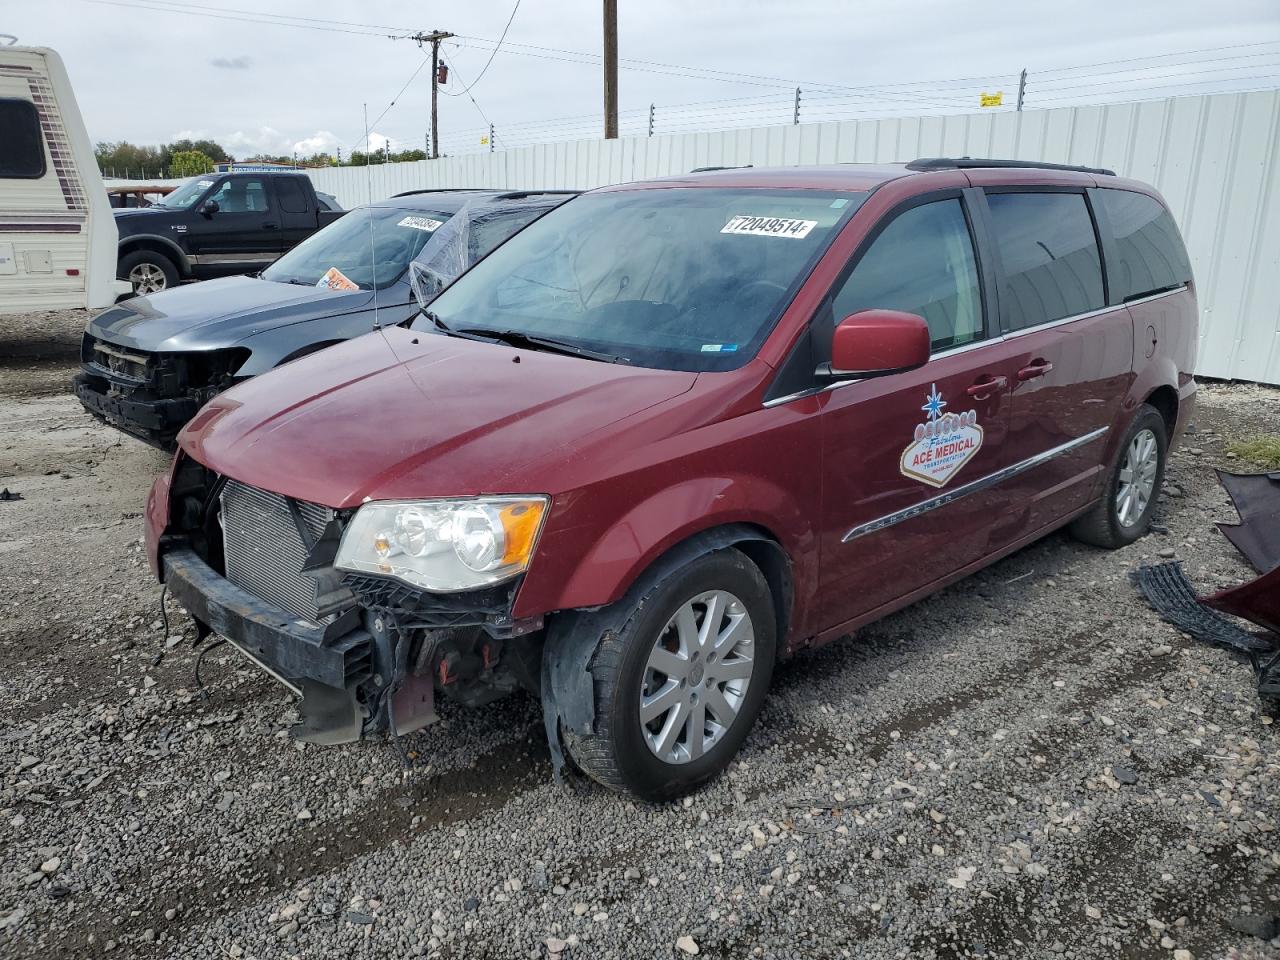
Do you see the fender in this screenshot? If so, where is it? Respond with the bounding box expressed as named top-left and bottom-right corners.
top-left (514, 474), bottom-right (818, 641)
top-left (118, 233), bottom-right (192, 275)
top-left (539, 524), bottom-right (788, 783)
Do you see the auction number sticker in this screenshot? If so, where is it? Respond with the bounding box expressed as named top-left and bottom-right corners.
top-left (900, 383), bottom-right (984, 488)
top-left (399, 215), bottom-right (444, 232)
top-left (721, 215), bottom-right (818, 239)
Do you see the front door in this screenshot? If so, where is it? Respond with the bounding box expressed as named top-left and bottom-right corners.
top-left (815, 193), bottom-right (1024, 633)
top-left (184, 176), bottom-right (283, 276)
top-left (977, 189), bottom-right (1133, 534)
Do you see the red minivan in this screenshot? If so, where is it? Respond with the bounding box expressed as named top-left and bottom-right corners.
top-left (145, 159), bottom-right (1198, 800)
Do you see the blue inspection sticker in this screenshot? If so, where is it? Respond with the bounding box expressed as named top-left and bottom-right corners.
top-left (830, 198), bottom-right (849, 209)
top-left (700, 343), bottom-right (739, 353)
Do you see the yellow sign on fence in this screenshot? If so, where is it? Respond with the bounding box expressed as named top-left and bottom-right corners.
top-left (980, 92), bottom-right (1004, 108)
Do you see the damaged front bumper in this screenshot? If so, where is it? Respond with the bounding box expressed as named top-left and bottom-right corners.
top-left (164, 546), bottom-right (386, 743)
top-left (75, 373), bottom-right (199, 450)
top-left (75, 337), bottom-right (247, 450)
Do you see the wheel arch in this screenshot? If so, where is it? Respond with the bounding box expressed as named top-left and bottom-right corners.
top-left (1143, 383), bottom-right (1179, 439)
top-left (538, 521), bottom-right (792, 785)
top-left (118, 235), bottom-right (191, 277)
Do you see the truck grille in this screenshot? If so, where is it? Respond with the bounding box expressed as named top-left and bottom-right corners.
top-left (220, 480), bottom-right (335, 623)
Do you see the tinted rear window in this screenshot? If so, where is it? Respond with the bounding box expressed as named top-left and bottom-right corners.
top-left (275, 176), bottom-right (309, 213)
top-left (987, 192), bottom-right (1105, 332)
top-left (0, 99), bottom-right (46, 179)
top-left (1097, 190), bottom-right (1191, 301)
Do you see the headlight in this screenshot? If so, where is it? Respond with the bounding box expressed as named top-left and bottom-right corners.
top-left (334, 496), bottom-right (549, 592)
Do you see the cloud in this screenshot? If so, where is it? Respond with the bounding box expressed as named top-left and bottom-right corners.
top-left (210, 55), bottom-right (251, 70)
top-left (292, 131), bottom-right (340, 155)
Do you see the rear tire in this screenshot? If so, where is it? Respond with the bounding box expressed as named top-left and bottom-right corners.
top-left (564, 549), bottom-right (776, 801)
top-left (118, 250), bottom-right (179, 296)
top-left (1070, 404), bottom-right (1168, 549)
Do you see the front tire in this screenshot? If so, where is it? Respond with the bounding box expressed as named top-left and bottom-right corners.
top-left (118, 249), bottom-right (179, 296)
top-left (1070, 403), bottom-right (1168, 548)
top-left (565, 549), bottom-right (776, 801)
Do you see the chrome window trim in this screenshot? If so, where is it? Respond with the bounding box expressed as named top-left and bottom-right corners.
top-left (1003, 284), bottom-right (1186, 339)
top-left (761, 285), bottom-right (1187, 410)
top-left (841, 426), bottom-right (1110, 543)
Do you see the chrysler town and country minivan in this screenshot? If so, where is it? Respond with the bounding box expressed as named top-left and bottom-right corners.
top-left (145, 159), bottom-right (1197, 800)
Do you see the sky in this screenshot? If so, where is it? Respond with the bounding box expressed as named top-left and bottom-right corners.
top-left (4, 0), bottom-right (1279, 160)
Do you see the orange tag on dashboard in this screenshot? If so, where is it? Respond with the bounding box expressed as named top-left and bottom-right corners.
top-left (316, 266), bottom-right (359, 291)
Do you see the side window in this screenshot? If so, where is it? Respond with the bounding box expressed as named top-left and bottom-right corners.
top-left (276, 177), bottom-right (309, 214)
top-left (1097, 190), bottom-right (1191, 301)
top-left (0, 99), bottom-right (46, 179)
top-left (212, 178), bottom-right (269, 213)
top-left (830, 198), bottom-right (984, 352)
top-left (986, 192), bottom-right (1105, 331)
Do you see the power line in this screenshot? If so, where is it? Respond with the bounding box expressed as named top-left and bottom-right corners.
top-left (350, 54), bottom-right (433, 152)
top-left (445, 0), bottom-right (521, 96)
top-left (440, 48), bottom-right (492, 127)
top-left (1034, 39), bottom-right (1280, 77)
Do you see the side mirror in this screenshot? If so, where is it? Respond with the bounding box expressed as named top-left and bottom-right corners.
top-left (824, 309), bottom-right (930, 379)
top-left (199, 199), bottom-right (220, 216)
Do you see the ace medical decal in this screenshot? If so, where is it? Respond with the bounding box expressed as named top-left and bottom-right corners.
top-left (899, 384), bottom-right (984, 489)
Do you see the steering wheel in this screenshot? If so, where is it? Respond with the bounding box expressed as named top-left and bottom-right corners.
top-left (737, 279), bottom-right (787, 302)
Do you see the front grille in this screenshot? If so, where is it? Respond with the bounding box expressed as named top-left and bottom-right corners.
top-left (220, 480), bottom-right (335, 623)
top-left (90, 339), bottom-right (153, 382)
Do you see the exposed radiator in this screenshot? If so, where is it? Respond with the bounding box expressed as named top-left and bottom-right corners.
top-left (220, 480), bottom-right (335, 623)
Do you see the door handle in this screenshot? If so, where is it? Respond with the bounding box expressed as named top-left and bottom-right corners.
top-left (965, 375), bottom-right (1007, 400)
top-left (263, 222), bottom-right (278, 229)
top-left (1017, 359), bottom-right (1054, 381)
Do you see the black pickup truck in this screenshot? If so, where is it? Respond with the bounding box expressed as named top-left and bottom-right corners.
top-left (113, 171), bottom-right (344, 296)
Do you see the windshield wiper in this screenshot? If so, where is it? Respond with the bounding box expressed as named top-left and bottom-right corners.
top-left (455, 327), bottom-right (627, 364)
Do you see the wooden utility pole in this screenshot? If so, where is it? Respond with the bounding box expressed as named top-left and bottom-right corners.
top-left (603, 0), bottom-right (618, 139)
top-left (412, 30), bottom-right (454, 159)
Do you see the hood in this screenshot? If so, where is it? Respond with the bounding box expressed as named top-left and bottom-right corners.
top-left (180, 326), bottom-right (698, 507)
top-left (113, 206), bottom-right (176, 229)
top-left (86, 275), bottom-right (377, 352)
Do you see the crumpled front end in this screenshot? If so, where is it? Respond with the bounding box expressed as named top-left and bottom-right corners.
top-left (151, 456), bottom-right (544, 745)
top-left (76, 332), bottom-right (248, 449)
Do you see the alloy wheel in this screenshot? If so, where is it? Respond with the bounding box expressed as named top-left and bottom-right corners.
top-left (640, 589), bottom-right (755, 764)
top-left (129, 262), bottom-right (167, 294)
top-left (1116, 427), bottom-right (1159, 527)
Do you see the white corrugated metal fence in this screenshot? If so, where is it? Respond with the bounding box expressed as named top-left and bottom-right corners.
top-left (113, 92), bottom-right (1280, 384)
top-left (302, 91), bottom-right (1280, 385)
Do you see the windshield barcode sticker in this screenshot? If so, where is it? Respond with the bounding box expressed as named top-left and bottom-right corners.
top-left (721, 215), bottom-right (818, 239)
top-left (399, 215), bottom-right (444, 232)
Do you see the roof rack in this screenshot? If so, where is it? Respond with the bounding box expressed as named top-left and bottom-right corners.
top-left (491, 190), bottom-right (580, 200)
top-left (689, 164), bottom-right (753, 173)
top-left (390, 188), bottom-right (500, 198)
top-left (906, 157), bottom-right (1117, 177)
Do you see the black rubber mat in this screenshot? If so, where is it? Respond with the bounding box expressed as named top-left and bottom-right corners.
top-left (1130, 561), bottom-right (1273, 655)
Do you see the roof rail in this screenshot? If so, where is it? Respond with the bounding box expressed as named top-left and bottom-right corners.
top-left (491, 190), bottom-right (580, 200)
top-left (906, 157), bottom-right (1117, 177)
top-left (689, 164), bottom-right (753, 173)
top-left (390, 188), bottom-right (500, 198)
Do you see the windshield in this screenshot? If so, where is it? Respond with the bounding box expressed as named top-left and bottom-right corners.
top-left (414, 187), bottom-right (865, 371)
top-left (262, 205), bottom-right (454, 291)
top-left (153, 176), bottom-right (217, 209)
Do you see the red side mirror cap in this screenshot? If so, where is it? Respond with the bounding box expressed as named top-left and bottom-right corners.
top-left (828, 309), bottom-right (931, 378)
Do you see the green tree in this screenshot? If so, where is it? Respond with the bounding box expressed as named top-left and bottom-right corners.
top-left (170, 149), bottom-right (214, 177)
top-left (95, 140), bottom-right (164, 177)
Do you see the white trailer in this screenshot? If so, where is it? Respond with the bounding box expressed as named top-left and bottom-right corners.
top-left (0, 44), bottom-right (129, 314)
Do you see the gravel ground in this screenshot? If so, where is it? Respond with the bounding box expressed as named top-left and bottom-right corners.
top-left (2, 309), bottom-right (1278, 960)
